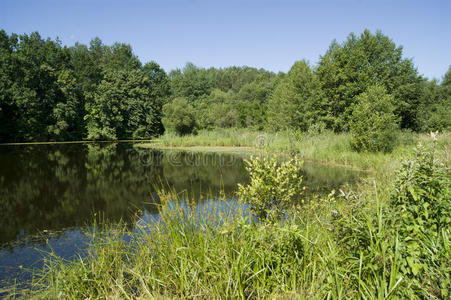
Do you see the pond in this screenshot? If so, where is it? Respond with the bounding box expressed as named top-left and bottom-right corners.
top-left (0, 142), bottom-right (363, 290)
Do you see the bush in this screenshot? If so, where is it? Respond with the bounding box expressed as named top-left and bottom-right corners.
top-left (390, 140), bottom-right (450, 297)
top-left (237, 156), bottom-right (304, 221)
top-left (162, 97), bottom-right (196, 135)
top-left (350, 85), bottom-right (399, 152)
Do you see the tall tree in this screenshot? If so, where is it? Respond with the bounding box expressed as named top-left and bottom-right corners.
top-left (102, 42), bottom-right (141, 71)
top-left (317, 29), bottom-right (424, 131)
top-left (48, 69), bottom-right (85, 140)
top-left (169, 63), bottom-right (213, 103)
top-left (85, 68), bottom-right (164, 140)
top-left (142, 61), bottom-right (171, 103)
top-left (0, 31), bottom-right (73, 142)
top-left (0, 30), bottom-right (15, 141)
top-left (208, 66), bottom-right (274, 93)
top-left (442, 65), bottom-right (451, 95)
top-left (415, 79), bottom-right (450, 132)
top-left (350, 85), bottom-right (399, 152)
top-left (267, 60), bottom-right (325, 131)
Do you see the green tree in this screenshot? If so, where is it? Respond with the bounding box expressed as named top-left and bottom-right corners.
top-left (193, 89), bottom-right (242, 130)
top-left (142, 61), bottom-right (171, 103)
top-left (267, 60), bottom-right (325, 131)
top-left (442, 65), bottom-right (451, 88)
top-left (0, 31), bottom-right (74, 142)
top-left (70, 39), bottom-right (105, 95)
top-left (85, 68), bottom-right (164, 140)
top-left (169, 63), bottom-right (213, 103)
top-left (417, 79), bottom-right (451, 132)
top-left (236, 72), bottom-right (276, 104)
top-left (0, 31), bottom-right (169, 142)
top-left (208, 66), bottom-right (274, 93)
top-left (440, 66), bottom-right (451, 128)
top-left (102, 42), bottom-right (141, 71)
top-left (349, 85), bottom-right (399, 152)
top-left (235, 101), bottom-right (266, 129)
top-left (48, 69), bottom-right (85, 140)
top-left (0, 30), bottom-right (16, 141)
top-left (162, 97), bottom-right (196, 135)
top-left (317, 29), bottom-right (423, 131)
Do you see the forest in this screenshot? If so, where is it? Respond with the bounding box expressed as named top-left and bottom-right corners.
top-left (1, 28), bottom-right (450, 145)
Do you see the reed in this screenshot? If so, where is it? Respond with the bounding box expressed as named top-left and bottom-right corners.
top-left (146, 129), bottom-right (451, 172)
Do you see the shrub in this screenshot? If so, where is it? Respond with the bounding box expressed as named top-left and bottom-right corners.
top-left (326, 138), bottom-right (451, 298)
top-left (162, 97), bottom-right (196, 135)
top-left (350, 85), bottom-right (399, 152)
top-left (390, 140), bottom-right (451, 297)
top-left (237, 156), bottom-right (304, 221)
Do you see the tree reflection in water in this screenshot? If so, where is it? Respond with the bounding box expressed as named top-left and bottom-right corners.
top-left (0, 142), bottom-right (363, 289)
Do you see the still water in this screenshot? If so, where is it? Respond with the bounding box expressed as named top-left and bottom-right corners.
top-left (0, 142), bottom-right (362, 289)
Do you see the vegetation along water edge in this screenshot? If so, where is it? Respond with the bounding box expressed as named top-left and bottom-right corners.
top-left (10, 134), bottom-right (449, 299)
top-left (1, 26), bottom-right (450, 298)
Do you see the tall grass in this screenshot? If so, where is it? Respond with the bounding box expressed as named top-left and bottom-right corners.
top-left (26, 166), bottom-right (449, 298)
top-left (10, 135), bottom-right (450, 299)
top-left (27, 192), bottom-right (333, 298)
top-left (148, 129), bottom-right (451, 172)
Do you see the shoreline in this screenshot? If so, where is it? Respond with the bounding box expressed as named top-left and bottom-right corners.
top-left (0, 139), bottom-right (155, 146)
top-left (135, 143), bottom-right (373, 172)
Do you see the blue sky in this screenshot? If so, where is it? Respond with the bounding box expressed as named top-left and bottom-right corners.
top-left (1, 0), bottom-right (450, 79)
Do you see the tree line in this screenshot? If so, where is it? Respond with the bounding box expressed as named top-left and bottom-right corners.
top-left (1, 29), bottom-right (450, 143)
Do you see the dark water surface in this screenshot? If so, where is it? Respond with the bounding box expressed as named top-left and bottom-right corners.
top-left (0, 142), bottom-right (362, 290)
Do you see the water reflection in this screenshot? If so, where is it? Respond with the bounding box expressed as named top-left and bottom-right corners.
top-left (0, 142), bottom-right (362, 289)
top-left (0, 143), bottom-right (251, 248)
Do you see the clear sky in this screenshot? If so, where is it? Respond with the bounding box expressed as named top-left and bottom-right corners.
top-left (1, 0), bottom-right (450, 79)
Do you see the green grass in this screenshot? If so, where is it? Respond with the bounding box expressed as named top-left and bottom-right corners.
top-left (16, 191), bottom-right (361, 299)
top-left (7, 131), bottom-right (450, 299)
top-left (22, 173), bottom-right (448, 299)
top-left (141, 129), bottom-right (451, 172)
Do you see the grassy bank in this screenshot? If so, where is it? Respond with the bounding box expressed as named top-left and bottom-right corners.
top-left (3, 132), bottom-right (448, 298)
top-left (13, 135), bottom-right (449, 299)
top-left (141, 129), bottom-right (451, 172)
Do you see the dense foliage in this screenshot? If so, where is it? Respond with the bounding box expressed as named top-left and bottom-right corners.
top-left (391, 141), bottom-right (450, 294)
top-left (1, 29), bottom-right (450, 145)
top-left (0, 30), bottom-right (170, 142)
top-left (316, 29), bottom-right (424, 131)
top-left (267, 60), bottom-right (325, 131)
top-left (417, 68), bottom-right (451, 132)
top-left (237, 156), bottom-right (304, 220)
top-left (349, 85), bottom-right (399, 152)
top-left (161, 97), bottom-right (196, 135)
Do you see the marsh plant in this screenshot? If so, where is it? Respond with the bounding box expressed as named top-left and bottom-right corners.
top-left (237, 156), bottom-right (304, 221)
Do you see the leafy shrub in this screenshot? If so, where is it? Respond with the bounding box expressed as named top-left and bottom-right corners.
top-left (417, 79), bottom-right (451, 132)
top-left (350, 85), bottom-right (399, 152)
top-left (420, 107), bottom-right (451, 132)
top-left (327, 138), bottom-right (451, 298)
top-left (390, 140), bottom-right (450, 297)
top-left (162, 97), bottom-right (196, 135)
top-left (237, 156), bottom-right (304, 221)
